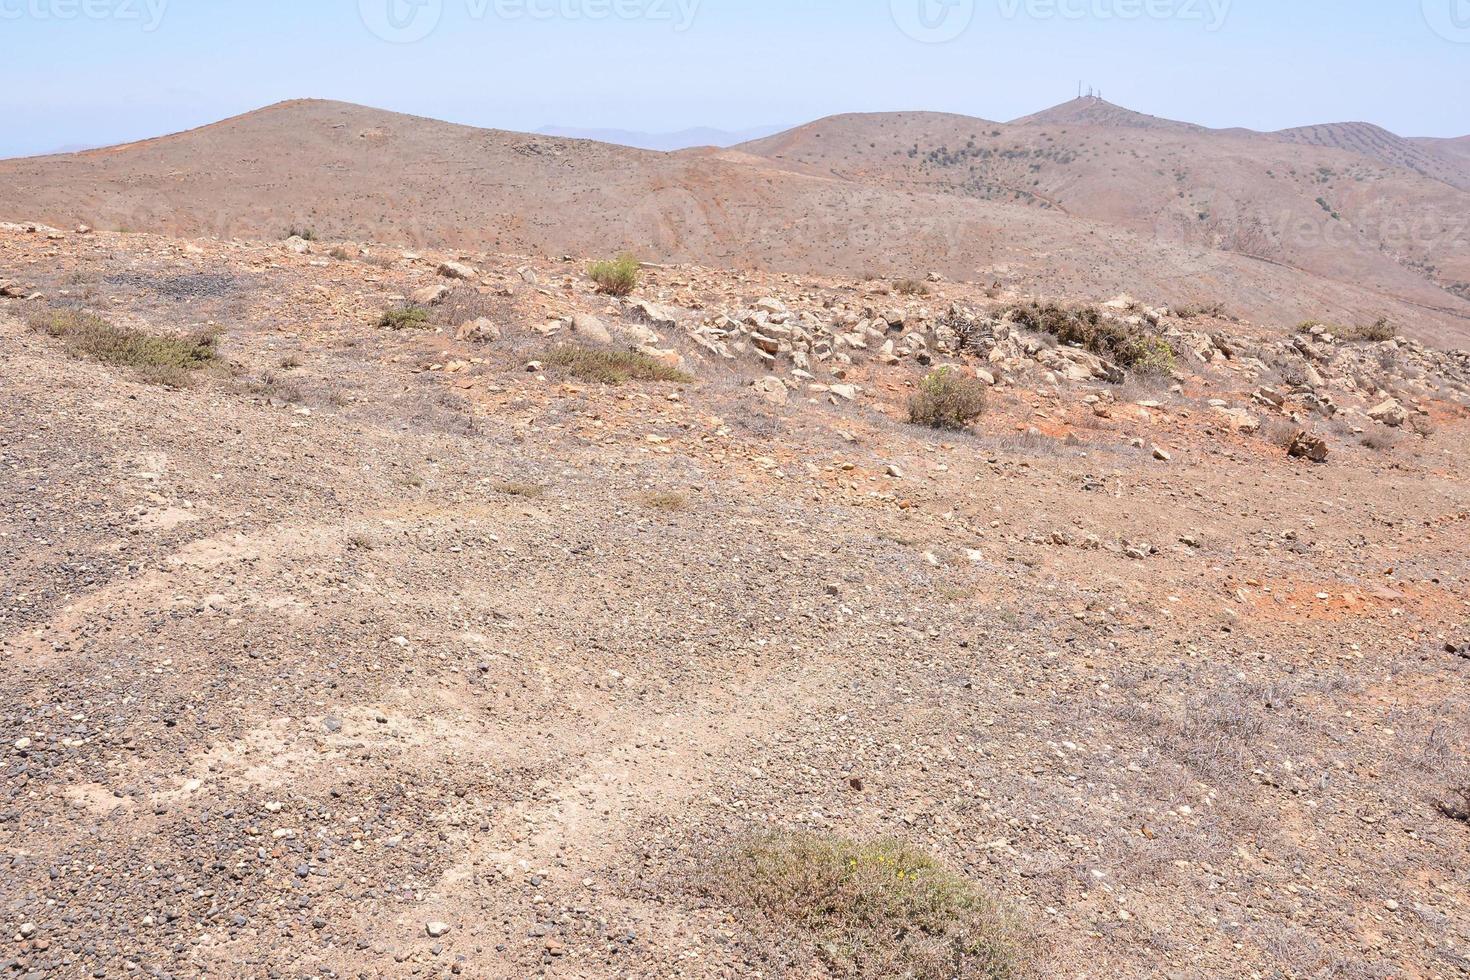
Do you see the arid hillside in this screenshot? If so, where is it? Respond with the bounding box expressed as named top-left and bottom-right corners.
top-left (1, 222), bottom-right (1468, 978)
top-left (739, 98), bottom-right (1470, 324)
top-left (3, 99), bottom-right (1470, 345)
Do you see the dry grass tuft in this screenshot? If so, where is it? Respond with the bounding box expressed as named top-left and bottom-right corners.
top-left (1173, 301), bottom-right (1227, 320)
top-left (1359, 426), bottom-right (1403, 452)
top-left (491, 481), bottom-right (546, 498)
top-left (542, 345), bottom-right (691, 385)
top-left (588, 254), bottom-right (641, 296)
top-left (30, 307), bottom-right (220, 387)
top-left (639, 491), bottom-right (689, 513)
top-left (909, 367), bottom-right (987, 430)
top-left (717, 832), bottom-right (1031, 980)
top-left (1261, 417), bottom-right (1301, 450)
top-left (894, 278), bottom-right (932, 297)
top-left (1297, 317), bottom-right (1396, 343)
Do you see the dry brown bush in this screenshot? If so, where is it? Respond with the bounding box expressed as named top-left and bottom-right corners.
top-left (716, 832), bottom-right (1032, 980)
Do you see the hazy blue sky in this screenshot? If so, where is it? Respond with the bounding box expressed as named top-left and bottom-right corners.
top-left (2, 0), bottom-right (1467, 158)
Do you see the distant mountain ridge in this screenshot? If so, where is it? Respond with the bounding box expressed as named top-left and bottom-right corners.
top-left (536, 124), bottom-right (787, 152)
top-left (2, 97), bottom-right (1468, 344)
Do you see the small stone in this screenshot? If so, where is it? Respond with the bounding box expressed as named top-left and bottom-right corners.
top-left (438, 261), bottom-right (477, 280)
top-left (1287, 431), bottom-right (1329, 463)
top-left (426, 921), bottom-right (451, 939)
top-left (412, 284), bottom-right (451, 306)
top-left (570, 313), bottom-right (612, 344)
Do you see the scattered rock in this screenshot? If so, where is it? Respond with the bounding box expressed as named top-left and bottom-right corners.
top-left (1367, 399), bottom-right (1407, 428)
top-left (1288, 431), bottom-right (1329, 462)
top-left (412, 284), bottom-right (451, 306)
top-left (439, 261), bottom-right (478, 280)
top-left (570, 313), bottom-right (613, 344)
top-left (751, 376), bottom-right (789, 406)
top-left (455, 318), bottom-right (501, 343)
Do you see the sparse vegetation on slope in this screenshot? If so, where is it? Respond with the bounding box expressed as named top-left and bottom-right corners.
top-left (588, 254), bottom-right (641, 296)
top-left (1009, 302), bottom-right (1175, 376)
top-left (909, 367), bottom-right (987, 430)
top-left (378, 305), bottom-right (431, 330)
top-left (1297, 317), bottom-right (1396, 342)
top-left (718, 832), bottom-right (1031, 980)
top-left (29, 306), bottom-right (220, 387)
top-left (542, 345), bottom-right (691, 385)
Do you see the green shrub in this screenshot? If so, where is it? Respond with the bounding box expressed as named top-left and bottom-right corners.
top-left (1009, 302), bottom-right (1175, 376)
top-left (541, 345), bottom-right (690, 385)
top-left (378, 305), bottom-right (431, 330)
top-left (1121, 335), bottom-right (1176, 377)
top-left (30, 307), bottom-right (219, 387)
top-left (909, 367), bottom-right (987, 430)
top-left (717, 832), bottom-right (1031, 980)
top-left (588, 254), bottom-right (641, 296)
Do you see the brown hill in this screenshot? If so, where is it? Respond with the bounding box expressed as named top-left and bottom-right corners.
top-left (3, 98), bottom-right (1469, 344)
top-left (1008, 95), bottom-right (1211, 133)
top-left (738, 100), bottom-right (1470, 334)
top-left (1269, 121), bottom-right (1470, 190)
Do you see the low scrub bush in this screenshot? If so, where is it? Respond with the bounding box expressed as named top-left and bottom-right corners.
top-left (541, 345), bottom-right (690, 385)
top-left (895, 278), bottom-right (932, 297)
top-left (1297, 317), bottom-right (1395, 342)
top-left (1009, 302), bottom-right (1174, 376)
top-left (30, 307), bottom-right (219, 387)
top-left (1174, 301), bottom-right (1227, 320)
top-left (378, 305), bottom-right (431, 330)
top-left (717, 832), bottom-right (1031, 980)
top-left (588, 254), bottom-right (640, 296)
top-left (909, 367), bottom-right (987, 430)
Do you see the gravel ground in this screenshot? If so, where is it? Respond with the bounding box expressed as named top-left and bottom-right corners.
top-left (1, 227), bottom-right (1467, 979)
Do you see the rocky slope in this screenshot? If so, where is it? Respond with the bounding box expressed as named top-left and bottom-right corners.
top-left (2, 222), bottom-right (1468, 978)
